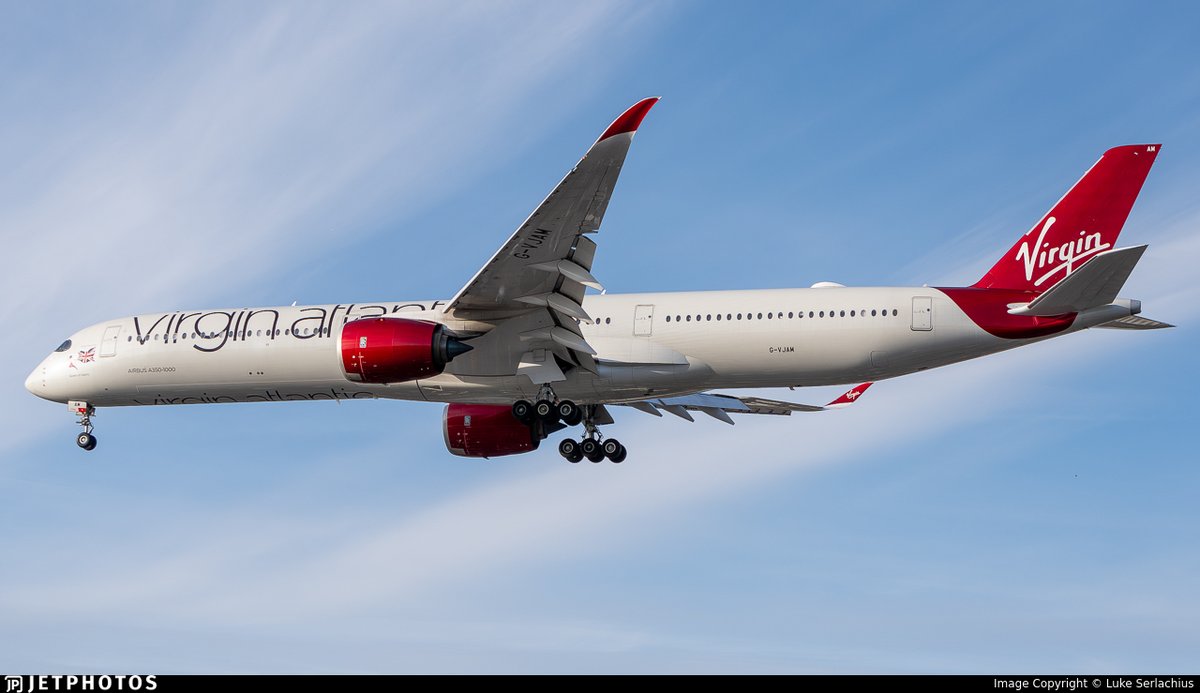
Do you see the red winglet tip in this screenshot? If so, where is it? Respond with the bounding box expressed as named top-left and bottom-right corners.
top-left (598, 97), bottom-right (660, 141)
top-left (828, 382), bottom-right (872, 407)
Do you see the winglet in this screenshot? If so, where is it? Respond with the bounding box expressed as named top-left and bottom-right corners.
top-left (598, 97), bottom-right (660, 142)
top-left (825, 382), bottom-right (873, 408)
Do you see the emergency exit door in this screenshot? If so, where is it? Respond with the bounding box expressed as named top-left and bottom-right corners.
top-left (99, 325), bottom-right (122, 357)
top-left (911, 297), bottom-right (933, 331)
top-left (633, 304), bottom-right (654, 336)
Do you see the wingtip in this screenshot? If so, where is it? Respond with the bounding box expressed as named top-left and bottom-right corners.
top-left (597, 97), bottom-right (660, 142)
top-left (826, 382), bottom-right (873, 408)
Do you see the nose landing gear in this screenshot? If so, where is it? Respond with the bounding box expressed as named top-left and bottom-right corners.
top-left (69, 400), bottom-right (97, 451)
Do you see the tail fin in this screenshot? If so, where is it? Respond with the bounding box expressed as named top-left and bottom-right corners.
top-left (973, 144), bottom-right (1160, 291)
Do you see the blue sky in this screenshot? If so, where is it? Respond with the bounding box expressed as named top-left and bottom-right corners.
top-left (2, 1), bottom-right (1198, 673)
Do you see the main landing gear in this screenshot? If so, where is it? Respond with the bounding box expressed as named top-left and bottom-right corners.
top-left (561, 408), bottom-right (626, 463)
top-left (69, 400), bottom-right (97, 451)
top-left (557, 429), bottom-right (626, 464)
top-left (512, 388), bottom-right (626, 464)
top-left (513, 396), bottom-right (582, 427)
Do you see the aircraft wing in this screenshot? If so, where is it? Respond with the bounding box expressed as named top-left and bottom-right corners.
top-left (444, 98), bottom-right (660, 375)
top-left (620, 383), bottom-right (873, 424)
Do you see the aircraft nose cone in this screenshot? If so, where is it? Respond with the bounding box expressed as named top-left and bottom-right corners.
top-left (25, 366), bottom-right (40, 395)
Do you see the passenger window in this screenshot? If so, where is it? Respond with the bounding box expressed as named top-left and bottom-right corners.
top-left (819, 312), bottom-right (824, 318)
top-left (606, 318), bottom-right (611, 325)
top-left (767, 313), bottom-right (773, 319)
top-left (686, 315), bottom-right (691, 322)
top-left (892, 309), bottom-right (898, 316)
top-left (716, 314), bottom-right (722, 321)
top-left (850, 310), bottom-right (856, 317)
top-left (757, 313), bottom-right (763, 319)
top-left (706, 314), bottom-right (712, 321)
top-left (666, 315), bottom-right (671, 322)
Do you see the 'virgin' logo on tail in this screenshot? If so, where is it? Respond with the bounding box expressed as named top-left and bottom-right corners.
top-left (1016, 217), bottom-right (1110, 287)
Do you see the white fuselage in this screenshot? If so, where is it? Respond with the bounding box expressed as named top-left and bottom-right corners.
top-left (25, 286), bottom-right (1133, 410)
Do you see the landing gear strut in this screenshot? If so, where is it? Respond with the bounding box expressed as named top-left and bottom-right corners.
top-left (69, 400), bottom-right (97, 451)
top-left (512, 388), bottom-right (627, 463)
top-left (557, 404), bottom-right (626, 464)
top-left (512, 385), bottom-right (578, 428)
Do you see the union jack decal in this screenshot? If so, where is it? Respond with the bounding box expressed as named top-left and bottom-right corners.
top-left (78, 348), bottom-right (95, 363)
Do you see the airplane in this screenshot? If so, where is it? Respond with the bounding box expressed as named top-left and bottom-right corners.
top-left (25, 97), bottom-right (1171, 463)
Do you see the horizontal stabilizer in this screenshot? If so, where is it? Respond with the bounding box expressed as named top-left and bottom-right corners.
top-left (1096, 315), bottom-right (1174, 330)
top-left (1009, 245), bottom-right (1147, 316)
top-left (619, 383), bottom-right (873, 423)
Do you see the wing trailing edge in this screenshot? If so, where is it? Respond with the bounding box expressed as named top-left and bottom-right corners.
top-left (618, 383), bottom-right (873, 424)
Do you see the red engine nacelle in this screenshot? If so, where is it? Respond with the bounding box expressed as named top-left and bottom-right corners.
top-left (340, 318), bottom-right (472, 384)
top-left (443, 404), bottom-right (539, 458)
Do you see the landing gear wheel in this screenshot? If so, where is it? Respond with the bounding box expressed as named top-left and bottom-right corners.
top-left (556, 400), bottom-right (580, 426)
top-left (580, 438), bottom-right (604, 463)
top-left (512, 400), bottom-right (533, 424)
top-left (602, 438), bottom-right (625, 463)
top-left (70, 401), bottom-right (98, 452)
top-left (534, 399), bottom-right (557, 422)
top-left (558, 438), bottom-right (582, 463)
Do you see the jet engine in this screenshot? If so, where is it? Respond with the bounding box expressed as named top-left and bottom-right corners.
top-left (340, 318), bottom-right (472, 384)
top-left (443, 404), bottom-right (540, 458)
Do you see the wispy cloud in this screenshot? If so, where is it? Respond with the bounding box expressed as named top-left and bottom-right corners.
top-left (4, 207), bottom-right (1194, 669)
top-left (0, 2), bottom-right (655, 451)
top-left (2, 3), bottom-right (1195, 673)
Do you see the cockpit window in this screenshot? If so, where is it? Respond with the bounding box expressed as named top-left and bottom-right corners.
top-left (55, 339), bottom-right (72, 353)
